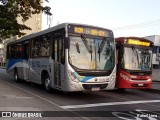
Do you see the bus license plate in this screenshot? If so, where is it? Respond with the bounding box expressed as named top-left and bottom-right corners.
top-left (92, 87), bottom-right (100, 91)
top-left (138, 84), bottom-right (144, 86)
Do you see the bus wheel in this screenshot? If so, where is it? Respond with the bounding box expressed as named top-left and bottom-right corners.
top-left (14, 69), bottom-right (20, 83)
top-left (44, 75), bottom-right (51, 92)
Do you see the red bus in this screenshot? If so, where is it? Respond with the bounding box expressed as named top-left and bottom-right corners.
top-left (115, 37), bottom-right (154, 90)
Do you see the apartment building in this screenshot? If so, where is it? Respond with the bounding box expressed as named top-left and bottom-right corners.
top-left (0, 11), bottom-right (42, 66)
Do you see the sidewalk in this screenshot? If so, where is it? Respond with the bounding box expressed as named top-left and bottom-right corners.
top-left (0, 67), bottom-right (6, 69)
top-left (139, 81), bottom-right (160, 93)
top-left (151, 81), bottom-right (160, 91)
top-left (152, 69), bottom-right (160, 82)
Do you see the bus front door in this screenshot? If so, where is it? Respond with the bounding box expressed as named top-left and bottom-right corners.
top-left (53, 38), bottom-right (62, 88)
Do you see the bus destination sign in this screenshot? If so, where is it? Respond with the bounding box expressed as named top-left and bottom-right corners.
top-left (127, 39), bottom-right (150, 47)
top-left (74, 27), bottom-right (106, 37)
top-left (68, 25), bottom-right (110, 37)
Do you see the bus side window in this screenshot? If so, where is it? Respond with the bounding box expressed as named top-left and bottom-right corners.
top-left (11, 45), bottom-right (16, 58)
top-left (7, 45), bottom-right (11, 59)
top-left (31, 38), bottom-right (39, 57)
top-left (58, 39), bottom-right (61, 62)
top-left (39, 34), bottom-right (50, 57)
top-left (61, 38), bottom-right (65, 64)
top-left (54, 40), bottom-right (58, 61)
top-left (16, 44), bottom-right (23, 58)
top-left (23, 41), bottom-right (29, 59)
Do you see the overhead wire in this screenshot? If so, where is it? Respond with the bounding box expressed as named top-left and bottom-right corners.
top-left (111, 19), bottom-right (160, 31)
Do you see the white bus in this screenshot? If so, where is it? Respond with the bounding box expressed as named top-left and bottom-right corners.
top-left (6, 23), bottom-right (116, 92)
top-left (143, 35), bottom-right (160, 69)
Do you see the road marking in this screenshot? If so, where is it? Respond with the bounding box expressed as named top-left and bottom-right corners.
top-left (4, 95), bottom-right (32, 99)
top-left (1, 81), bottom-right (63, 108)
top-left (1, 80), bottom-right (90, 120)
top-left (61, 100), bottom-right (160, 109)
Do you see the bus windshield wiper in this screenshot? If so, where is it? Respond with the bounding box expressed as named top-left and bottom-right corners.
top-left (81, 35), bottom-right (92, 61)
top-left (141, 50), bottom-right (150, 69)
top-left (98, 38), bottom-right (106, 61)
top-left (132, 47), bottom-right (140, 68)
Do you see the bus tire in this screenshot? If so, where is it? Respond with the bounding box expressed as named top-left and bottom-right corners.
top-left (43, 73), bottom-right (51, 92)
top-left (14, 69), bottom-right (20, 83)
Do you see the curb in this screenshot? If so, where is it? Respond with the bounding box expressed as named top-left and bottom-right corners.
top-left (153, 80), bottom-right (160, 82)
top-left (0, 67), bottom-right (6, 69)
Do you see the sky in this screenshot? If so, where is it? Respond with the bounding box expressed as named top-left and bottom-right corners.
top-left (42, 0), bottom-right (160, 37)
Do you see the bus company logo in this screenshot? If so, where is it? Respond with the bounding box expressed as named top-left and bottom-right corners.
top-left (1, 112), bottom-right (42, 118)
top-left (2, 112), bottom-right (11, 117)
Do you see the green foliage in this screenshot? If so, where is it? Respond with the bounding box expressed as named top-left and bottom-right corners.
top-left (0, 0), bottom-right (52, 41)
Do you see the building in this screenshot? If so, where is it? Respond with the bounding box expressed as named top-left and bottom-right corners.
top-left (0, 10), bottom-right (42, 66)
top-left (143, 35), bottom-right (160, 69)
top-left (17, 13), bottom-right (42, 36)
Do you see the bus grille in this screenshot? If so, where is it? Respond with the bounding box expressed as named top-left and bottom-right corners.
top-left (82, 84), bottom-right (108, 90)
top-left (77, 70), bottom-right (113, 76)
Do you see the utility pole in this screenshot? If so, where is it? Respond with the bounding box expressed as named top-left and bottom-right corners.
top-left (47, 14), bottom-right (53, 28)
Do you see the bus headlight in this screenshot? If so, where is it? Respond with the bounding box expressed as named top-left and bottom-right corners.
top-left (68, 70), bottom-right (79, 83)
top-left (120, 73), bottom-right (130, 80)
top-left (130, 75), bottom-right (137, 79)
top-left (146, 76), bottom-right (151, 81)
top-left (110, 73), bottom-right (116, 82)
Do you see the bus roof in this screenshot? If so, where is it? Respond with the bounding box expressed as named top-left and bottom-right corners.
top-left (7, 23), bottom-right (112, 45)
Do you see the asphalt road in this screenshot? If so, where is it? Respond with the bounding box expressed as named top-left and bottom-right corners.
top-left (0, 69), bottom-right (160, 120)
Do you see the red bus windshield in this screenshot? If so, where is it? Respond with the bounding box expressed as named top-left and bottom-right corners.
top-left (123, 46), bottom-right (152, 71)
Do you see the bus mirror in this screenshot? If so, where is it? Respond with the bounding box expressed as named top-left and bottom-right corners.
top-left (76, 43), bottom-right (80, 53)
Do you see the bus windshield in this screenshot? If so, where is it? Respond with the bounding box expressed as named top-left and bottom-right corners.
top-left (69, 36), bottom-right (115, 70)
top-left (123, 46), bottom-right (152, 71)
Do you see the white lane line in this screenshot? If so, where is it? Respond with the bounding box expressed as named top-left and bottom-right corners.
top-left (1, 80), bottom-right (63, 108)
top-left (1, 80), bottom-right (90, 120)
top-left (61, 100), bottom-right (160, 109)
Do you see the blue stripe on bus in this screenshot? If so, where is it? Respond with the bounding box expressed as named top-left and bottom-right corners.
top-left (72, 71), bottom-right (94, 82)
top-left (6, 59), bottom-right (24, 70)
top-left (80, 76), bottom-right (94, 82)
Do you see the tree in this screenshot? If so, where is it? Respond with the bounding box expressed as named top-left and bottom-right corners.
top-left (0, 0), bottom-right (52, 42)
